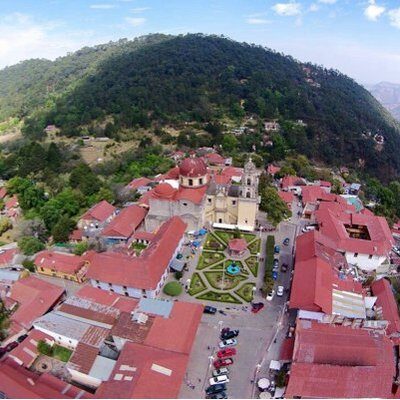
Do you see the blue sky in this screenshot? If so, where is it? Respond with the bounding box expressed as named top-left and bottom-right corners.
top-left (0, 0), bottom-right (399, 83)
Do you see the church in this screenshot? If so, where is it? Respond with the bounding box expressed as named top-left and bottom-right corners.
top-left (142, 155), bottom-right (259, 232)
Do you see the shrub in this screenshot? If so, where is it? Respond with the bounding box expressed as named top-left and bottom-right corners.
top-left (73, 241), bottom-right (89, 256)
top-left (0, 217), bottom-right (12, 235)
top-left (22, 259), bottom-right (35, 272)
top-left (163, 281), bottom-right (183, 296)
top-left (18, 236), bottom-right (45, 255)
top-left (37, 340), bottom-right (53, 356)
top-left (174, 271), bottom-right (183, 280)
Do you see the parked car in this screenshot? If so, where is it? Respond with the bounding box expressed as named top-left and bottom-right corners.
top-left (221, 327), bottom-right (230, 335)
top-left (302, 225), bottom-right (316, 233)
top-left (205, 383), bottom-right (227, 395)
top-left (213, 358), bottom-right (234, 368)
top-left (207, 391), bottom-right (227, 399)
top-left (272, 271), bottom-right (278, 281)
top-left (204, 306), bottom-right (217, 314)
top-left (217, 348), bottom-right (236, 359)
top-left (277, 286), bottom-right (284, 297)
top-left (251, 302), bottom-right (264, 313)
top-left (5, 342), bottom-right (18, 352)
top-left (274, 245), bottom-right (280, 254)
top-left (283, 238), bottom-right (290, 246)
top-left (209, 375), bottom-right (230, 386)
top-left (220, 329), bottom-right (239, 340)
top-left (0, 348), bottom-right (6, 358)
top-left (281, 263), bottom-right (288, 272)
top-left (16, 334), bottom-right (28, 343)
top-left (266, 290), bottom-right (275, 301)
top-left (393, 246), bottom-right (400, 256)
top-left (219, 338), bottom-right (237, 348)
top-left (213, 367), bottom-right (230, 377)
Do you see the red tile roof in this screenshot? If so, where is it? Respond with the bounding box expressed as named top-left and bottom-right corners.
top-left (96, 342), bottom-right (189, 399)
top-left (34, 251), bottom-right (87, 274)
top-left (204, 152), bottom-right (226, 165)
top-left (228, 238), bottom-right (247, 253)
top-left (69, 228), bottom-right (83, 241)
top-left (81, 200), bottom-right (116, 223)
top-left (281, 175), bottom-right (306, 189)
top-left (371, 278), bottom-right (400, 335)
top-left (101, 205), bottom-right (147, 239)
top-left (179, 157), bottom-right (208, 178)
top-left (88, 217), bottom-right (187, 290)
top-left (0, 247), bottom-right (17, 266)
top-left (144, 184), bottom-right (207, 205)
top-left (267, 164), bottom-right (281, 176)
top-left (0, 358), bottom-right (93, 399)
top-left (0, 186), bottom-right (7, 199)
top-left (290, 231), bottom-right (362, 312)
top-left (127, 177), bottom-right (153, 191)
top-left (8, 276), bottom-right (64, 334)
top-left (286, 320), bottom-right (395, 398)
top-left (132, 231), bottom-right (155, 242)
top-left (220, 166), bottom-right (243, 179)
top-left (316, 206), bottom-right (394, 256)
top-left (5, 195), bottom-right (19, 209)
top-left (278, 190), bottom-right (294, 204)
top-left (144, 301), bottom-right (203, 354)
top-left (7, 329), bottom-right (54, 368)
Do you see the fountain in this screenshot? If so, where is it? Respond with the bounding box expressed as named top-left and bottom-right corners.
top-left (226, 262), bottom-right (241, 275)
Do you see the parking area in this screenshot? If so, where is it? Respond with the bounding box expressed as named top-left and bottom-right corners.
top-left (179, 293), bottom-right (285, 399)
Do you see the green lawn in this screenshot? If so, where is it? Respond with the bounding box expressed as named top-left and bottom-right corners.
top-left (213, 230), bottom-right (256, 245)
top-left (203, 233), bottom-right (225, 251)
top-left (197, 291), bottom-right (242, 304)
top-left (248, 239), bottom-right (261, 255)
top-left (197, 251), bottom-right (225, 270)
top-left (245, 256), bottom-right (259, 277)
top-left (52, 345), bottom-right (72, 363)
top-left (204, 271), bottom-right (246, 290)
top-left (131, 242), bottom-right (147, 255)
top-left (235, 282), bottom-right (255, 302)
top-left (188, 273), bottom-right (207, 296)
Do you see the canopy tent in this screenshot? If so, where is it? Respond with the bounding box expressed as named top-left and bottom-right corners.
top-left (169, 258), bottom-right (185, 272)
top-left (269, 360), bottom-right (281, 371)
top-left (258, 378), bottom-right (270, 390)
top-left (259, 392), bottom-right (272, 399)
top-left (198, 228), bottom-right (207, 236)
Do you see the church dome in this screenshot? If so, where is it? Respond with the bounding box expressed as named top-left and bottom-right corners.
top-left (154, 183), bottom-right (176, 199)
top-left (179, 157), bottom-right (207, 178)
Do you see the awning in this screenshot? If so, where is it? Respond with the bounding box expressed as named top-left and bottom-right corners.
top-left (269, 360), bottom-right (281, 371)
top-left (259, 392), bottom-right (272, 399)
top-left (258, 378), bottom-right (270, 390)
top-left (274, 387), bottom-right (285, 398)
top-left (169, 258), bottom-right (185, 272)
top-left (212, 222), bottom-right (254, 232)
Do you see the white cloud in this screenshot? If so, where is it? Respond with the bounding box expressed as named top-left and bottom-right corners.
top-left (272, 2), bottom-right (301, 17)
top-left (388, 8), bottom-right (400, 29)
top-left (364, 0), bottom-right (385, 21)
top-left (318, 0), bottom-right (337, 4)
top-left (309, 4), bottom-right (320, 12)
top-left (90, 4), bottom-right (116, 9)
top-left (0, 13), bottom-right (97, 69)
top-left (246, 18), bottom-right (271, 24)
top-left (125, 17), bottom-right (146, 26)
top-left (131, 7), bottom-right (150, 14)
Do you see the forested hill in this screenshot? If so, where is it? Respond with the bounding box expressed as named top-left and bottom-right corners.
top-left (1, 33), bottom-right (400, 179)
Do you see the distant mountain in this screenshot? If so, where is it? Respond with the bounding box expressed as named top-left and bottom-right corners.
top-left (366, 82), bottom-right (400, 121)
top-left (1, 34), bottom-right (400, 180)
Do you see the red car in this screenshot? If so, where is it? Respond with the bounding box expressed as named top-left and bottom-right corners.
top-left (5, 342), bottom-right (18, 352)
top-left (251, 302), bottom-right (265, 313)
top-left (217, 348), bottom-right (237, 359)
top-left (213, 358), bottom-right (234, 369)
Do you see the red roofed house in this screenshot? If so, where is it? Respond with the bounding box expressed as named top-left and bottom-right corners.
top-left (371, 278), bottom-right (400, 336)
top-left (78, 200), bottom-right (116, 230)
top-left (0, 247), bottom-right (18, 267)
top-left (97, 299), bottom-right (203, 399)
top-left (0, 358), bottom-right (93, 399)
top-left (126, 177), bottom-right (153, 192)
top-left (281, 176), bottom-right (306, 195)
top-left (285, 319), bottom-right (396, 399)
top-left (316, 205), bottom-right (394, 271)
top-left (204, 152), bottom-right (226, 166)
top-left (228, 238), bottom-right (247, 256)
top-left (5, 195), bottom-right (20, 219)
top-left (0, 186), bottom-right (7, 200)
top-left (101, 204), bottom-right (148, 244)
top-left (88, 216), bottom-right (187, 298)
top-left (267, 164), bottom-right (281, 177)
top-left (2, 276), bottom-right (64, 345)
top-left (34, 250), bottom-right (90, 283)
top-left (289, 231), bottom-right (365, 319)
top-left (278, 190), bottom-right (294, 209)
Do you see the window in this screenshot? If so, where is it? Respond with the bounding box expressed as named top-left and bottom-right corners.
top-left (110, 288), bottom-right (114, 293)
top-left (97, 286), bottom-right (101, 289)
top-left (96, 280), bottom-right (100, 284)
top-left (232, 200), bottom-right (236, 206)
top-left (354, 253), bottom-right (358, 258)
top-left (124, 291), bottom-right (129, 297)
top-left (182, 202), bottom-right (188, 206)
top-left (219, 218), bottom-right (222, 223)
top-left (123, 286), bottom-right (127, 290)
top-left (199, 178), bottom-right (203, 185)
top-left (40, 267), bottom-right (44, 272)
top-left (108, 282), bottom-right (112, 287)
top-left (246, 192), bottom-right (251, 198)
top-left (247, 178), bottom-right (251, 185)
top-left (208, 198), bottom-right (212, 204)
top-left (368, 254), bottom-right (373, 259)
top-left (189, 178), bottom-right (193, 186)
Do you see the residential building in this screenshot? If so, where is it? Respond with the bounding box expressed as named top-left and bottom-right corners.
top-left (34, 250), bottom-right (89, 283)
top-left (278, 190), bottom-right (294, 210)
top-left (281, 176), bottom-right (306, 195)
top-left (264, 121), bottom-right (280, 132)
top-left (78, 200), bottom-right (116, 230)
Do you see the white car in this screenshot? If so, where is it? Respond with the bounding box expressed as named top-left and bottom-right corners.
top-left (277, 286), bottom-right (284, 297)
top-left (213, 367), bottom-right (229, 377)
top-left (219, 338), bottom-right (237, 348)
top-left (266, 290), bottom-right (275, 301)
top-left (209, 375), bottom-right (230, 386)
top-left (302, 225), bottom-right (316, 233)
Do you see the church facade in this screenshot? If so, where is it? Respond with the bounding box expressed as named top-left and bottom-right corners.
top-left (143, 155), bottom-right (259, 232)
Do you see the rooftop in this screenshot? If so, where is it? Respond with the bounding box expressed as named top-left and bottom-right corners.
top-left (34, 250), bottom-right (87, 274)
top-left (80, 200), bottom-right (116, 223)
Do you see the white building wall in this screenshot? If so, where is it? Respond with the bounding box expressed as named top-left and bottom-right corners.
top-left (345, 252), bottom-right (387, 271)
top-left (32, 325), bottom-right (78, 350)
top-left (68, 368), bottom-right (102, 389)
